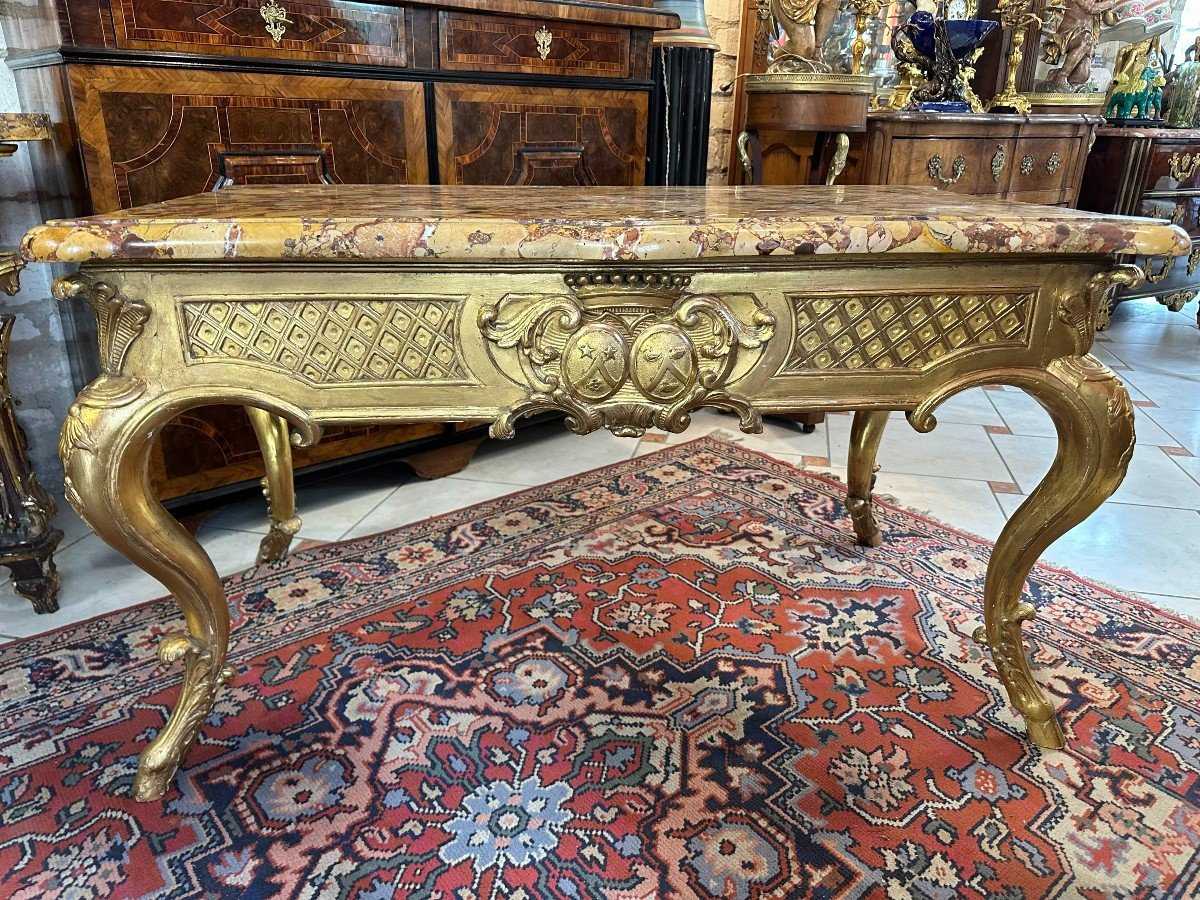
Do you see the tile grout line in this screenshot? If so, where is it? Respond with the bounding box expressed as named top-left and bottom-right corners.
top-left (336, 484), bottom-right (414, 542)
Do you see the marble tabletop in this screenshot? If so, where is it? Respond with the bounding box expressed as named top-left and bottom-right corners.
top-left (21, 185), bottom-right (1190, 264)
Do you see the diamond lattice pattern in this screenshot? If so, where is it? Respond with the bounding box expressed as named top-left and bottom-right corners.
top-left (183, 298), bottom-right (467, 384)
top-left (784, 292), bottom-right (1033, 372)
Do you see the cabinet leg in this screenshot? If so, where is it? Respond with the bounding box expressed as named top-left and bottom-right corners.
top-left (5, 540), bottom-right (63, 614)
top-left (826, 132), bottom-right (850, 185)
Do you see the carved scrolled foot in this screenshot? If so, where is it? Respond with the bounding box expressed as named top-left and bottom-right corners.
top-left (972, 604), bottom-right (1064, 748)
top-left (846, 410), bottom-right (889, 547)
top-left (912, 353), bottom-right (1134, 748)
top-left (257, 511), bottom-right (301, 565)
top-left (134, 634), bottom-right (236, 801)
top-left (247, 408), bottom-right (300, 564)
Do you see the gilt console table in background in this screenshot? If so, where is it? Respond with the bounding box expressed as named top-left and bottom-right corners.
top-left (21, 184), bottom-right (1187, 800)
top-left (1, 0), bottom-right (679, 508)
top-left (1078, 126), bottom-right (1200, 325)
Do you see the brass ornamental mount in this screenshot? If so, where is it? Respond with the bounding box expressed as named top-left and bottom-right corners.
top-left (1020, 155), bottom-right (1035, 175)
top-left (535, 25), bottom-right (553, 60)
top-left (17, 184), bottom-right (1188, 801)
top-left (1189, 245), bottom-right (1200, 277)
top-left (1161, 289), bottom-right (1196, 312)
top-left (259, 0), bottom-right (291, 42)
top-left (928, 154), bottom-right (967, 185)
top-left (1046, 152), bottom-right (1061, 175)
top-left (1170, 152), bottom-right (1200, 183)
top-left (991, 144), bottom-right (1006, 182)
top-left (1146, 255), bottom-right (1175, 284)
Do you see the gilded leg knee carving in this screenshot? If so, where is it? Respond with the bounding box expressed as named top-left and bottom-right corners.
top-left (910, 355), bottom-right (1134, 747)
top-left (247, 408), bottom-right (301, 564)
top-left (61, 378), bottom-right (232, 800)
top-left (846, 410), bottom-right (889, 547)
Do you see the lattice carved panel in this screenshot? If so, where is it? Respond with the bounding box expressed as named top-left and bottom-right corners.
top-left (182, 298), bottom-right (468, 385)
top-left (782, 292), bottom-right (1034, 372)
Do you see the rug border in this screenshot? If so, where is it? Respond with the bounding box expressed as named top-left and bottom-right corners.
top-left (3, 433), bottom-right (1195, 651)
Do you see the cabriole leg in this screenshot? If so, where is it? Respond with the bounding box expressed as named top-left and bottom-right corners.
top-left (974, 357), bottom-right (1133, 747)
top-left (846, 410), bottom-right (889, 547)
top-left (247, 407), bottom-right (301, 564)
top-left (61, 380), bottom-right (233, 801)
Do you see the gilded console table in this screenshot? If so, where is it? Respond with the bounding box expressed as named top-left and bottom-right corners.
top-left (21, 185), bottom-right (1188, 801)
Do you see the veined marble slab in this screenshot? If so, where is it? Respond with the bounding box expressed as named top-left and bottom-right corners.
top-left (21, 184), bottom-right (1190, 264)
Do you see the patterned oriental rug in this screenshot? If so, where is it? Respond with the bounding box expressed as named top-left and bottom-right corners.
top-left (1, 438), bottom-right (1198, 899)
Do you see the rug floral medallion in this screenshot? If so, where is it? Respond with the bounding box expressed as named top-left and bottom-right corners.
top-left (1, 438), bottom-right (1198, 899)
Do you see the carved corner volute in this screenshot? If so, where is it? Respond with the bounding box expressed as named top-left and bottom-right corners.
top-left (53, 272), bottom-right (150, 377)
top-left (1057, 264), bottom-right (1144, 350)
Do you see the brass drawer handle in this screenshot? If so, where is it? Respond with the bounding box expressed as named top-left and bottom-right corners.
top-left (927, 155), bottom-right (967, 186)
top-left (1146, 255), bottom-right (1175, 284)
top-left (1046, 152), bottom-right (1061, 175)
top-left (535, 25), bottom-right (553, 59)
top-left (1169, 152), bottom-right (1200, 182)
top-left (1020, 155), bottom-right (1034, 175)
top-left (260, 0), bottom-right (292, 42)
top-left (990, 145), bottom-right (1006, 181)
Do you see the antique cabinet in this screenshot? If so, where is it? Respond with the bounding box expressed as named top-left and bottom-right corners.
top-left (850, 111), bottom-right (1100, 207)
top-left (1078, 127), bottom-right (1200, 324)
top-left (3, 0), bottom-right (676, 501)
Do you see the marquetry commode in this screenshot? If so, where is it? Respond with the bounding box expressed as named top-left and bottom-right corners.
top-left (21, 184), bottom-right (1188, 801)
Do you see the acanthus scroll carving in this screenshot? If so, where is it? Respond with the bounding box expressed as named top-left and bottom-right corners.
top-left (479, 273), bottom-right (775, 439)
top-left (1057, 264), bottom-right (1144, 346)
top-left (53, 273), bottom-right (150, 378)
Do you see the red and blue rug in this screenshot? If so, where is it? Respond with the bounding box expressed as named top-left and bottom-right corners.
top-left (1, 437), bottom-right (1198, 898)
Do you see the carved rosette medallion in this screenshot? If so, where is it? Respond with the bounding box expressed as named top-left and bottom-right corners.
top-left (479, 273), bottom-right (775, 438)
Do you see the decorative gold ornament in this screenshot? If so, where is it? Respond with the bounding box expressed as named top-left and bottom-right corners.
top-left (1020, 155), bottom-right (1034, 175)
top-left (1145, 255), bottom-right (1175, 283)
top-left (1188, 245), bottom-right (1199, 277)
top-left (1046, 152), bottom-right (1061, 175)
top-left (479, 273), bottom-right (775, 438)
top-left (535, 25), bottom-right (553, 60)
top-left (1169, 152), bottom-right (1200, 183)
top-left (259, 0), bottom-right (292, 42)
top-left (988, 0), bottom-right (1040, 113)
top-left (848, 0), bottom-right (886, 76)
top-left (1161, 289), bottom-right (1196, 312)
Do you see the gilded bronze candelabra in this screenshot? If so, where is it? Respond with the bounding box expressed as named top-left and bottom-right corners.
top-left (849, 0), bottom-right (886, 76)
top-left (989, 0), bottom-right (1041, 113)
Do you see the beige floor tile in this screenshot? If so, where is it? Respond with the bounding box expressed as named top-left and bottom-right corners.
top-left (992, 432), bottom-right (1200, 509)
top-left (457, 425), bottom-right (638, 486)
top-left (993, 492), bottom-right (1200, 598)
top-left (828, 416), bottom-right (1013, 481)
top-left (990, 391), bottom-right (1179, 446)
top-left (205, 467), bottom-right (405, 540)
top-left (344, 477), bottom-right (524, 538)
